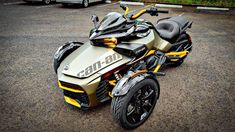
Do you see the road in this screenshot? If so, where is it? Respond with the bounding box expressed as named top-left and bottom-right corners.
top-left (0, 1), bottom-right (234, 131)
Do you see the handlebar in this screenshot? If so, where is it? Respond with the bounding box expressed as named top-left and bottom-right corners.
top-left (120, 4), bottom-right (168, 20)
top-left (120, 4), bottom-right (129, 15)
top-left (131, 9), bottom-right (147, 19)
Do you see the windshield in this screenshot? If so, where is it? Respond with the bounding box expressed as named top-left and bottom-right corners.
top-left (98, 12), bottom-right (126, 31)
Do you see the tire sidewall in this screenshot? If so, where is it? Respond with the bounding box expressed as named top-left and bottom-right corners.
top-left (116, 79), bottom-right (159, 129)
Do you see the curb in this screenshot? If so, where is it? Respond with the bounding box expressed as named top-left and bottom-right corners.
top-left (118, 1), bottom-right (230, 11)
top-left (196, 6), bottom-right (229, 11)
top-left (155, 4), bottom-right (182, 8)
top-left (119, 1), bottom-right (144, 6)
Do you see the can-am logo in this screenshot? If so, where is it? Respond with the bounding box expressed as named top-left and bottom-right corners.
top-left (77, 53), bottom-right (122, 78)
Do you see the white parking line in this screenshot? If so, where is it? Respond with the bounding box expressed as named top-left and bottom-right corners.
top-left (36, 4), bottom-right (60, 9)
top-left (96, 2), bottom-right (119, 8)
top-left (155, 4), bottom-right (183, 8)
top-left (120, 1), bottom-right (144, 6)
top-left (3, 1), bottom-right (25, 5)
top-left (197, 6), bottom-right (229, 11)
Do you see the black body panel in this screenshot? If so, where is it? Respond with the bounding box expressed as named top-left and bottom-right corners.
top-left (53, 41), bottom-right (83, 73)
top-left (113, 43), bottom-right (148, 58)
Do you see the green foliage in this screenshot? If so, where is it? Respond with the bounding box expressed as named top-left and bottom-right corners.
top-left (122, 0), bottom-right (235, 7)
top-left (156, 0), bottom-right (234, 7)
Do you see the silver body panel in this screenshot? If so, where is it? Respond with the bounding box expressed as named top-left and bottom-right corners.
top-left (58, 30), bottom-right (171, 87)
top-left (122, 29), bottom-right (172, 52)
top-left (57, 41), bottom-right (131, 88)
top-left (57, 29), bottom-right (172, 106)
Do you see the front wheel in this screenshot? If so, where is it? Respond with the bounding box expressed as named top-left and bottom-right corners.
top-left (82, 0), bottom-right (89, 7)
top-left (43, 0), bottom-right (51, 5)
top-left (111, 79), bottom-right (160, 129)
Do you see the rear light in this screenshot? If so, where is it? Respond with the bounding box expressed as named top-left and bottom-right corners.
top-left (188, 35), bottom-right (192, 42)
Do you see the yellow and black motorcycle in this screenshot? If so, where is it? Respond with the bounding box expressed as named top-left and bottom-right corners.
top-left (53, 4), bottom-right (193, 129)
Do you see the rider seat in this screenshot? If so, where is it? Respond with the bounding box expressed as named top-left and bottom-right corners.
top-left (155, 16), bottom-right (192, 43)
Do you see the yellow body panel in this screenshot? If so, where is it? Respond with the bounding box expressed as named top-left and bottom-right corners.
top-left (64, 96), bottom-right (81, 108)
top-left (58, 81), bottom-right (84, 93)
top-left (154, 64), bottom-right (161, 73)
top-left (166, 50), bottom-right (189, 57)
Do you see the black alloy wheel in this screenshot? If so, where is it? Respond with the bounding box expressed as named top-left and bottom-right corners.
top-left (126, 85), bottom-right (156, 124)
top-left (111, 79), bottom-right (159, 129)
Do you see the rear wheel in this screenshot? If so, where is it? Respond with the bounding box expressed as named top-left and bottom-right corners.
top-left (111, 79), bottom-right (159, 129)
top-left (82, 0), bottom-right (89, 7)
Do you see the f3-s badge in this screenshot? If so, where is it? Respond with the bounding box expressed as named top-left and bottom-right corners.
top-left (77, 53), bottom-right (122, 78)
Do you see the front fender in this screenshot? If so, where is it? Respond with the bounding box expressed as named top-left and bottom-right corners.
top-left (53, 41), bottom-right (83, 73)
top-left (111, 71), bottom-right (160, 97)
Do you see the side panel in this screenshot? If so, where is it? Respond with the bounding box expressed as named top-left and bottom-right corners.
top-left (121, 29), bottom-right (172, 52)
top-left (57, 42), bottom-right (131, 106)
top-left (121, 30), bottom-right (156, 50)
top-left (153, 31), bottom-right (172, 52)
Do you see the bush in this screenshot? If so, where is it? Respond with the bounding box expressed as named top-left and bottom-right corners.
top-left (121, 0), bottom-right (235, 7)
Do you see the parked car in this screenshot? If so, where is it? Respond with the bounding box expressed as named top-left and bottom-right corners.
top-left (23, 0), bottom-right (56, 5)
top-left (56, 0), bottom-right (105, 8)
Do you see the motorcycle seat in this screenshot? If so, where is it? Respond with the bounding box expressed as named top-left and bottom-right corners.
top-left (155, 16), bottom-right (192, 43)
top-left (155, 20), bottom-right (180, 42)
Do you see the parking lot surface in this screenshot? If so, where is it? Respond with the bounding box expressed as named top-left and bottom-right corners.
top-left (0, 1), bottom-right (234, 131)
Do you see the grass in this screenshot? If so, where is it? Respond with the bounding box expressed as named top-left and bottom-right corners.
top-left (122, 0), bottom-right (235, 7)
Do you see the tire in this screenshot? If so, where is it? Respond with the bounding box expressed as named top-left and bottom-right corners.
top-left (82, 0), bottom-right (89, 8)
top-left (111, 79), bottom-right (160, 129)
top-left (43, 0), bottom-right (51, 5)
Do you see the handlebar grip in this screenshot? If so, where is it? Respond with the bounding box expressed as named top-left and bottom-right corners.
top-left (158, 10), bottom-right (169, 13)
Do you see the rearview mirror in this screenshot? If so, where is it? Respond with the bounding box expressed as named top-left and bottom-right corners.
top-left (120, 4), bottom-right (127, 11)
top-left (91, 15), bottom-right (99, 28)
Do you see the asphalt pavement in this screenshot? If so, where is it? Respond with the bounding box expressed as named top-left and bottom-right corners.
top-left (0, 1), bottom-right (234, 131)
